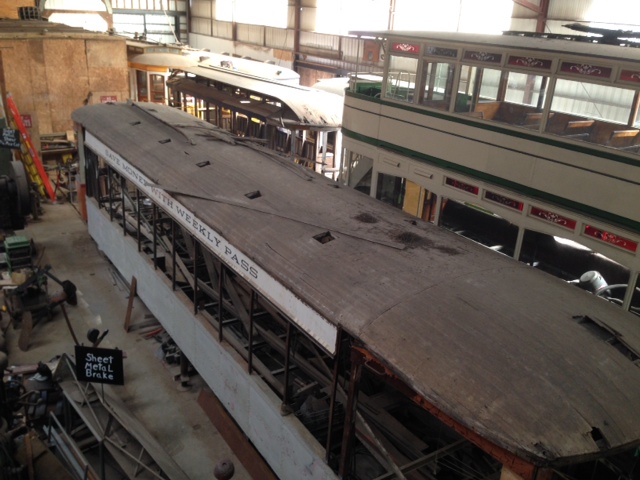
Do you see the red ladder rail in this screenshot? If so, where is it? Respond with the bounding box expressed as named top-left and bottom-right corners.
top-left (6, 92), bottom-right (56, 201)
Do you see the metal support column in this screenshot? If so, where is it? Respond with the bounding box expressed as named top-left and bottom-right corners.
top-left (136, 188), bottom-right (141, 252)
top-left (218, 266), bottom-right (224, 342)
top-left (282, 322), bottom-right (293, 409)
top-left (325, 327), bottom-right (343, 462)
top-left (248, 290), bottom-right (256, 374)
top-left (338, 348), bottom-right (363, 478)
top-left (100, 439), bottom-right (106, 480)
top-left (108, 166), bottom-right (113, 222)
top-left (537, 0), bottom-right (550, 33)
top-left (121, 176), bottom-right (126, 236)
top-left (96, 160), bottom-right (103, 210)
top-left (171, 219), bottom-right (177, 291)
top-left (193, 239), bottom-right (198, 315)
top-left (387, 0), bottom-right (397, 30)
top-left (513, 225), bottom-right (526, 262)
top-left (623, 271), bottom-right (639, 312)
top-left (152, 204), bottom-right (158, 270)
top-left (293, 0), bottom-right (301, 72)
top-left (629, 91), bottom-right (640, 127)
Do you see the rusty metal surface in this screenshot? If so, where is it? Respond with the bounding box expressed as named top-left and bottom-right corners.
top-left (73, 101), bottom-right (640, 467)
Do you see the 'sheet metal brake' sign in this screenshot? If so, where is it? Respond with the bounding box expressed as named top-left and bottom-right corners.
top-left (75, 345), bottom-right (124, 385)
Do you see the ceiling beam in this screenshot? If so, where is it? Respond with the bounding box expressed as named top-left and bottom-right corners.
top-left (512, 0), bottom-right (550, 33)
top-left (536, 0), bottom-right (550, 33)
top-left (512, 0), bottom-right (542, 12)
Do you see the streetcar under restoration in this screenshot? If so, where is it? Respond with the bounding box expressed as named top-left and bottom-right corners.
top-left (73, 101), bottom-right (640, 480)
top-left (166, 61), bottom-right (344, 179)
top-left (125, 41), bottom-right (341, 179)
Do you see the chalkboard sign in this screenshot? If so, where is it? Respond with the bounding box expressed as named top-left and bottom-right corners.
top-left (75, 345), bottom-right (125, 385)
top-left (0, 128), bottom-right (21, 149)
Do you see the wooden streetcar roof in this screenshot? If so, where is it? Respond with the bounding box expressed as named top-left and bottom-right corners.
top-left (73, 102), bottom-right (640, 467)
top-left (165, 76), bottom-right (291, 126)
top-left (129, 53), bottom-right (198, 70)
top-left (169, 64), bottom-right (344, 128)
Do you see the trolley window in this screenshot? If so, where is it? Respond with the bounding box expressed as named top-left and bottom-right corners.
top-left (420, 61), bottom-right (455, 110)
top-left (385, 54), bottom-right (418, 102)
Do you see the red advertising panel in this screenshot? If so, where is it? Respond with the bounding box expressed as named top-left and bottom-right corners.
top-left (530, 207), bottom-right (577, 230)
top-left (584, 225), bottom-right (637, 253)
top-left (445, 177), bottom-right (479, 195)
top-left (392, 43), bottom-right (420, 55)
top-left (484, 191), bottom-right (524, 211)
top-left (560, 62), bottom-right (612, 79)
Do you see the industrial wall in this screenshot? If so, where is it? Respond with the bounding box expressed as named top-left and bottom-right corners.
top-left (0, 1), bottom-right (34, 20)
top-left (188, 26), bottom-right (371, 86)
top-left (0, 31), bottom-right (129, 153)
top-left (510, 0), bottom-right (640, 32)
top-left (188, 0), bottom-right (640, 87)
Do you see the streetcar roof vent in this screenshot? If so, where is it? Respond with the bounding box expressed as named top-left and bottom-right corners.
top-left (314, 231), bottom-right (334, 244)
top-left (590, 427), bottom-right (609, 450)
top-left (576, 315), bottom-right (639, 364)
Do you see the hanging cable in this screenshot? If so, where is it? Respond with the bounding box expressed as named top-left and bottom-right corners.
top-left (163, 7), bottom-right (181, 45)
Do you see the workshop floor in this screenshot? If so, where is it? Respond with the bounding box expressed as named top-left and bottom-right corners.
top-left (4, 200), bottom-right (251, 479)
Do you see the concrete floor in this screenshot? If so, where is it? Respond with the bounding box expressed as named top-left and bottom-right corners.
top-left (4, 200), bottom-right (251, 479)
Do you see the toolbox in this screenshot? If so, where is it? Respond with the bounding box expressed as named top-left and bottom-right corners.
top-left (4, 235), bottom-right (32, 273)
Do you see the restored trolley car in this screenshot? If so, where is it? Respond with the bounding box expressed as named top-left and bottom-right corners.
top-left (343, 30), bottom-right (640, 317)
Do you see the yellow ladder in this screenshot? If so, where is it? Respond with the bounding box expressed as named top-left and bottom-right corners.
top-left (5, 93), bottom-right (56, 201)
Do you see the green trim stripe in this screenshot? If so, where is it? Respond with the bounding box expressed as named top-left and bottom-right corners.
top-left (342, 126), bottom-right (640, 234)
top-left (345, 91), bottom-right (640, 168)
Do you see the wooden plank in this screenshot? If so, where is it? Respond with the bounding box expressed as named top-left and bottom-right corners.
top-left (197, 387), bottom-right (278, 480)
top-left (18, 310), bottom-right (33, 351)
top-left (123, 276), bottom-right (137, 332)
top-left (125, 317), bottom-right (160, 333)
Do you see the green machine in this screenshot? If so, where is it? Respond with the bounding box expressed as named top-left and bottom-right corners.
top-left (4, 235), bottom-right (32, 274)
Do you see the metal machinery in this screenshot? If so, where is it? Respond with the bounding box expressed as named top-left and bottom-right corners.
top-left (2, 264), bottom-right (77, 354)
top-left (0, 161), bottom-right (32, 231)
